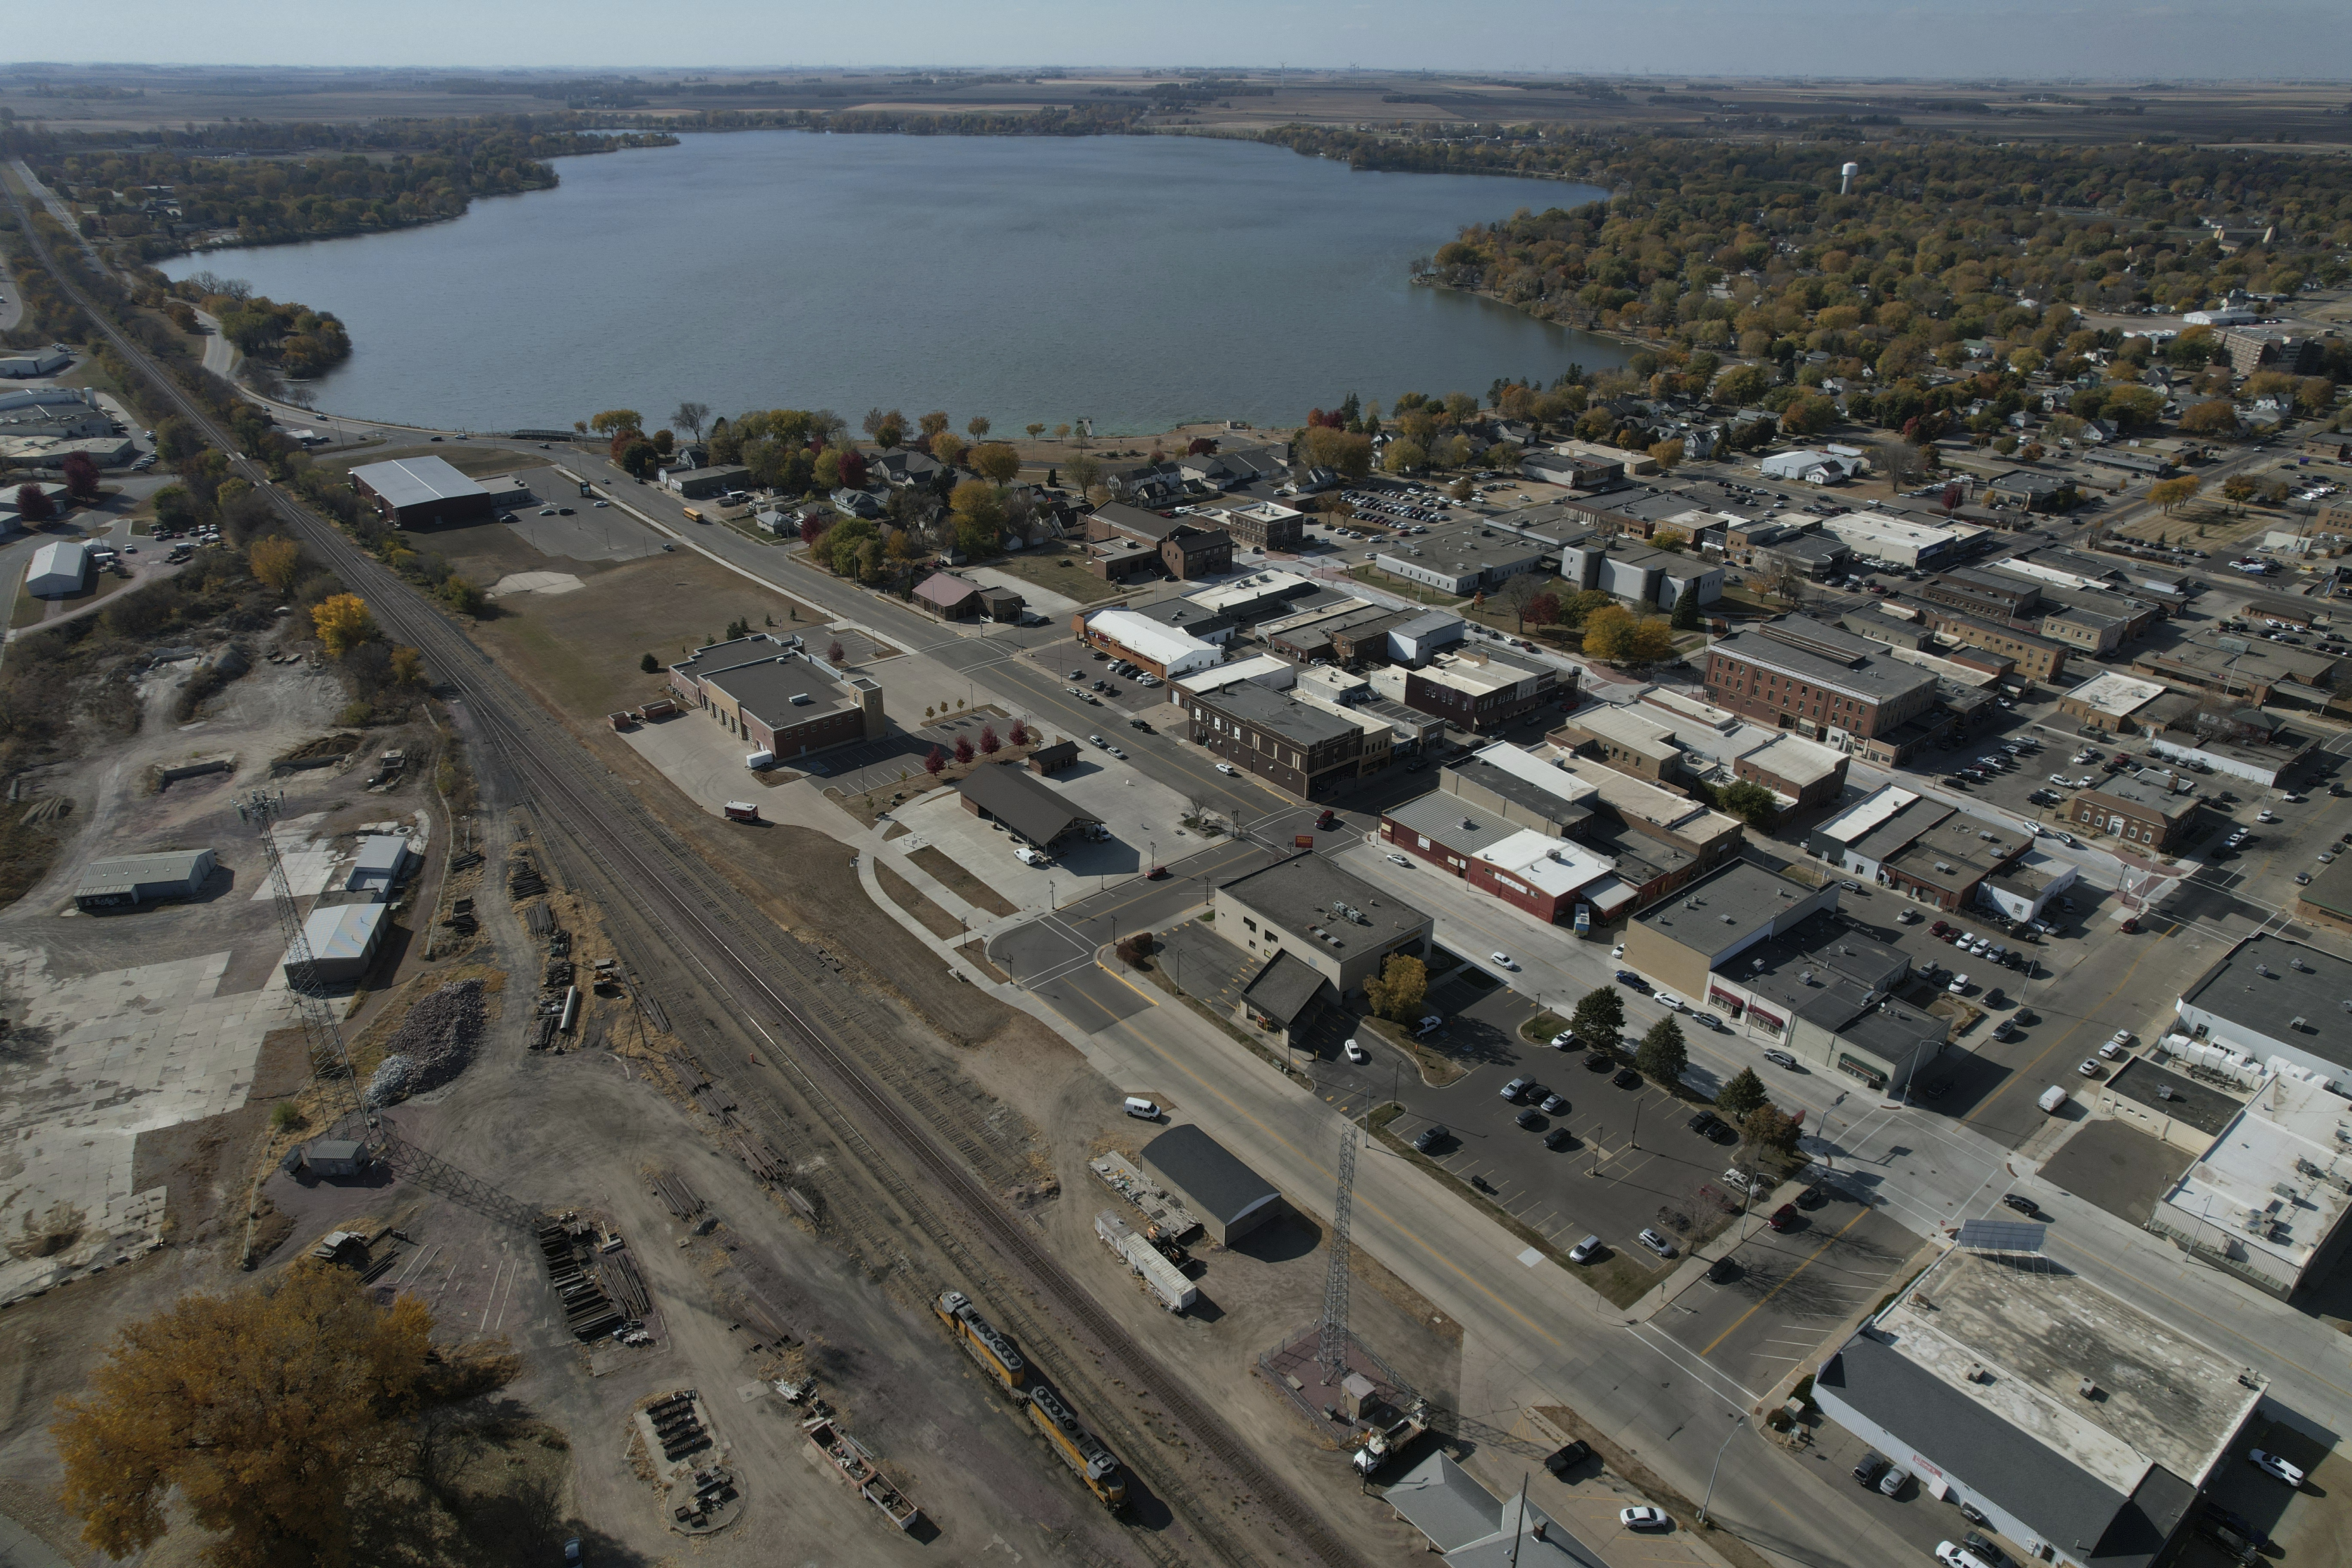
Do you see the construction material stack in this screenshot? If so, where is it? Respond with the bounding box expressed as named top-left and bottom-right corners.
top-left (1094, 1211), bottom-right (1197, 1311)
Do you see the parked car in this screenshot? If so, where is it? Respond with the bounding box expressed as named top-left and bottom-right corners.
top-left (1412, 1124), bottom-right (1446, 1153)
top-left (1767, 1204), bottom-right (1799, 1231)
top-left (1614, 1067), bottom-right (1642, 1089)
top-left (1619, 1506), bottom-right (1671, 1532)
top-left (1501, 1077), bottom-right (1534, 1102)
top-left (1544, 1439), bottom-right (1593, 1473)
top-left (1543, 1126), bottom-right (1574, 1150)
top-left (2002, 1193), bottom-right (2039, 1216)
top-left (1567, 1236), bottom-right (1602, 1265)
top-left (1214, 762), bottom-right (1239, 776)
top-left (1853, 1452), bottom-right (1889, 1488)
top-left (1515, 1108), bottom-right (1543, 1130)
top-left (2248, 1448), bottom-right (2305, 1487)
top-left (1764, 1049), bottom-right (1799, 1069)
top-left (1636, 1229), bottom-right (1677, 1259)
top-left (1541, 1092), bottom-right (1568, 1114)
top-left (1343, 1038), bottom-right (1369, 1064)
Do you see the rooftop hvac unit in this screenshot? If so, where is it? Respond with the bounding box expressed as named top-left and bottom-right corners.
top-left (1752, 959), bottom-right (1766, 971)
top-left (1979, 831), bottom-right (1997, 841)
top-left (2077, 1378), bottom-right (2099, 1400)
top-left (2291, 1017), bottom-right (2308, 1031)
top-left (1722, 914), bottom-right (1736, 924)
top-left (1935, 862), bottom-right (1955, 874)
top-left (2257, 964), bottom-right (2273, 977)
top-left (2272, 1183), bottom-right (2299, 1200)
top-left (1800, 969), bottom-right (1817, 986)
top-left (2293, 959), bottom-right (2312, 972)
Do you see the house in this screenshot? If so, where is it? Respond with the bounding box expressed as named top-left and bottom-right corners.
top-left (1210, 852), bottom-right (1433, 1002)
top-left (657, 464), bottom-right (751, 501)
top-left (1811, 1246), bottom-right (2260, 1568)
top-left (869, 449), bottom-right (947, 490)
top-left (955, 763), bottom-right (1100, 848)
top-left (913, 572), bottom-right (984, 620)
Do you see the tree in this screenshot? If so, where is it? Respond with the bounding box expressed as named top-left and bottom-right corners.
top-left (60, 450), bottom-right (101, 501)
top-left (2222, 473), bottom-right (2259, 502)
top-left (1008, 718), bottom-right (1031, 746)
top-left (966, 416), bottom-right (991, 440)
top-left (1715, 363), bottom-right (1772, 406)
top-left (387, 646), bottom-right (426, 688)
top-left (640, 652), bottom-right (660, 673)
top-left (953, 734), bottom-right (975, 764)
top-left (2148, 476), bottom-right (2203, 514)
top-left (54, 1261), bottom-right (515, 1568)
top-left (1583, 604), bottom-right (1637, 662)
top-left (2177, 401), bottom-right (2240, 438)
top-left (14, 483), bottom-right (54, 524)
top-left (1635, 1016), bottom-right (1688, 1085)
top-left (438, 576), bottom-right (484, 616)
top-left (1382, 439), bottom-right (1427, 475)
top-left (930, 431), bottom-right (969, 469)
top-left (1670, 581), bottom-right (1701, 631)
top-left (249, 534), bottom-right (302, 595)
top-left (1648, 438), bottom-right (1686, 471)
top-left (971, 442), bottom-right (1022, 484)
top-left (1298, 426), bottom-right (1374, 478)
top-left (588, 408), bottom-right (642, 436)
top-left (827, 640), bottom-right (846, 665)
top-left (1569, 986), bottom-right (1625, 1049)
top-left (1364, 953), bottom-right (1430, 1023)
top-left (1523, 592), bottom-right (1562, 632)
top-left (1026, 423), bottom-right (1047, 441)
top-left (670, 401), bottom-right (710, 441)
top-left (311, 592), bottom-right (375, 658)
top-left (919, 410), bottom-right (952, 444)
top-left (1625, 617), bottom-right (1678, 663)
top-left (979, 723), bottom-right (1001, 754)
top-left (1717, 1066), bottom-right (1768, 1119)
top-left (1652, 527), bottom-right (1688, 554)
top-left (1718, 779), bottom-right (1779, 826)
top-left (1741, 1102), bottom-right (1804, 1154)
top-left (923, 746), bottom-right (947, 776)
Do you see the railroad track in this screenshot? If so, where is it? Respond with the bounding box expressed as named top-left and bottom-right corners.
top-left (5, 187), bottom-right (1366, 1568)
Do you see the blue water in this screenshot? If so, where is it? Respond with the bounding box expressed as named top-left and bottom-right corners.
top-left (164, 131), bottom-right (1617, 435)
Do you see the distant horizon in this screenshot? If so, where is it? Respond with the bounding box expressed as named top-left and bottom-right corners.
top-left (9, 1), bottom-right (2351, 81)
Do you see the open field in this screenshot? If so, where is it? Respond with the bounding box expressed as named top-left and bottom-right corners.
top-left (977, 541), bottom-right (1126, 606)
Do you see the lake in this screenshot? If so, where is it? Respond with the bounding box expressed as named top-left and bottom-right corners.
top-left (163, 132), bottom-right (1617, 436)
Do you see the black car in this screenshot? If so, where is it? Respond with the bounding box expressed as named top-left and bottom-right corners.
top-left (1542, 1440), bottom-right (1592, 1477)
top-left (1515, 1108), bottom-right (1542, 1130)
top-left (1852, 1452), bottom-right (1889, 1488)
top-left (1543, 1126), bottom-right (1574, 1150)
top-left (2002, 1193), bottom-right (2039, 1216)
top-left (1706, 1256), bottom-right (1740, 1283)
top-left (1585, 1050), bottom-right (1615, 1072)
top-left (2200, 1505), bottom-right (2268, 1548)
top-left (1688, 1110), bottom-right (1721, 1135)
top-left (1703, 1120), bottom-right (1738, 1145)
top-left (1796, 1182), bottom-right (1828, 1209)
top-left (1614, 1068), bottom-right (1642, 1089)
top-left (1412, 1124), bottom-right (1446, 1153)
top-left (1961, 1531), bottom-right (2009, 1565)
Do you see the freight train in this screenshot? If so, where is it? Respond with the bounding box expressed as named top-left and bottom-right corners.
top-left (934, 1288), bottom-right (1127, 1510)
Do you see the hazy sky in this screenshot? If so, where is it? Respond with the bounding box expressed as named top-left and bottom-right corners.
top-left (31, 1), bottom-right (2352, 80)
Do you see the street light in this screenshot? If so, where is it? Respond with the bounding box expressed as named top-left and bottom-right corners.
top-left (1697, 1413), bottom-right (1745, 1526)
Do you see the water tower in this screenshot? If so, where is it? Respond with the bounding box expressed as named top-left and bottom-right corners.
top-left (1840, 162), bottom-right (1859, 195)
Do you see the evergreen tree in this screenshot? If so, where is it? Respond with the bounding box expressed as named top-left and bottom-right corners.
top-left (1569, 986), bottom-right (1625, 1049)
top-left (1717, 1066), bottom-right (1767, 1119)
top-left (1671, 580), bottom-right (1701, 631)
top-left (1636, 1017), bottom-right (1688, 1086)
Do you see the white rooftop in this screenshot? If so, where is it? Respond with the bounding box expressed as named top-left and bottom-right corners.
top-left (2158, 1073), bottom-right (2352, 1283)
top-left (1475, 830), bottom-right (1616, 898)
top-left (1463, 741), bottom-right (1599, 809)
top-left (349, 455), bottom-right (488, 511)
top-left (1821, 511), bottom-right (1960, 551)
top-left (1743, 732), bottom-right (1844, 788)
top-left (2064, 671), bottom-right (2170, 717)
top-left (1551, 753), bottom-right (1726, 835)
top-left (1417, 651), bottom-right (1547, 698)
top-left (1183, 569), bottom-right (1317, 612)
top-left (1568, 704), bottom-right (1683, 761)
top-left (1638, 686), bottom-right (1741, 732)
top-left (1815, 784), bottom-right (1922, 845)
top-left (1177, 652), bottom-right (1292, 692)
top-left (299, 902), bottom-right (384, 967)
top-left (1087, 608), bottom-right (1222, 671)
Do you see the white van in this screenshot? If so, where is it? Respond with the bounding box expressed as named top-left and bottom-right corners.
top-left (2038, 1084), bottom-right (2069, 1114)
top-left (1123, 1097), bottom-right (1161, 1121)
top-left (1014, 845), bottom-right (1048, 867)
top-left (1935, 1544), bottom-right (1997, 1568)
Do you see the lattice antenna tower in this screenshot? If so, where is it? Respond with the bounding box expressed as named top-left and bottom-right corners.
top-left (238, 789), bottom-right (370, 1126)
top-left (1319, 1123), bottom-right (1358, 1382)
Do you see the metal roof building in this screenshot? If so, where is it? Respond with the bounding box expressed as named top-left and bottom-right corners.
top-left (955, 763), bottom-right (1100, 848)
top-left (349, 456), bottom-right (495, 529)
top-left (26, 539), bottom-right (89, 597)
top-left (75, 848), bottom-right (217, 911)
top-left (344, 835), bottom-right (411, 894)
top-left (1137, 1125), bottom-right (1283, 1244)
top-left (290, 902), bottom-right (388, 986)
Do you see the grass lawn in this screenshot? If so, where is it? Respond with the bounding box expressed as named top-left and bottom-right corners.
top-left (907, 845), bottom-right (1021, 918)
top-left (1346, 564), bottom-right (1472, 608)
top-left (469, 550), bottom-right (819, 720)
top-left (10, 564), bottom-right (134, 630)
top-left (876, 863), bottom-right (962, 941)
top-left (313, 443), bottom-right (525, 479)
top-left (981, 542), bottom-right (1126, 605)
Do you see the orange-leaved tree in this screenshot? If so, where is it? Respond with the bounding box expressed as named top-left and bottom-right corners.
top-left (312, 593), bottom-right (375, 658)
top-left (249, 534), bottom-right (302, 596)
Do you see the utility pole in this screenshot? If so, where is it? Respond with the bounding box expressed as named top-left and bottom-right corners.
top-left (1318, 1123), bottom-right (1358, 1384)
top-left (240, 789), bottom-right (371, 1131)
top-left (1698, 1413), bottom-right (1745, 1525)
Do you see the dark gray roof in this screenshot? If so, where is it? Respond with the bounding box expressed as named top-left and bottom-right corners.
top-left (1820, 1335), bottom-right (2132, 1551)
top-left (955, 764), bottom-right (1099, 846)
top-left (1440, 756), bottom-right (1594, 833)
top-left (1192, 683), bottom-right (1357, 748)
top-left (2297, 853), bottom-right (2352, 923)
top-left (1139, 1125), bottom-right (1280, 1226)
top-left (697, 655), bottom-right (854, 727)
top-left (1710, 626), bottom-right (1940, 708)
top-left (1216, 851), bottom-right (1430, 955)
top-left (1383, 791), bottom-right (1524, 858)
top-left (1633, 859), bottom-right (1822, 949)
top-left (1240, 951), bottom-right (1328, 1024)
top-left (1091, 500), bottom-right (1188, 541)
top-left (2179, 934), bottom-right (2352, 1073)
top-left (1847, 799), bottom-right (1957, 866)
top-left (1765, 533), bottom-right (1850, 564)
top-left (2102, 1058), bottom-right (2239, 1138)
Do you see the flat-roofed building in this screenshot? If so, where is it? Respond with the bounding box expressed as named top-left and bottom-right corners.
top-left (1075, 607), bottom-right (1225, 678)
top-left (2058, 672), bottom-right (2171, 733)
top-left (1706, 909), bottom-right (1945, 1090)
top-left (1435, 744), bottom-right (1598, 838)
top-left (1819, 510), bottom-right (1965, 569)
top-left (2040, 603), bottom-right (2131, 656)
top-left (1811, 1247), bottom-right (2262, 1568)
top-left (1919, 568), bottom-right (2043, 620)
top-left (1186, 683), bottom-right (1367, 800)
top-left (668, 634), bottom-right (885, 762)
top-left (2132, 635), bottom-right (2339, 706)
top-left (1553, 702), bottom-right (1685, 784)
top-left (1620, 858), bottom-right (1839, 1005)
top-left (1735, 732), bottom-right (1849, 815)
top-left (1703, 617), bottom-right (1939, 748)
top-left (1880, 811), bottom-right (2032, 913)
top-left (1374, 525), bottom-right (1549, 596)
top-left (1978, 848), bottom-right (2080, 924)
top-left (1200, 499), bottom-right (1303, 551)
top-left (1211, 852), bottom-right (1433, 1001)
top-left (2176, 933), bottom-right (2352, 1092)
top-left (1468, 829), bottom-right (1621, 926)
top-left (2067, 777), bottom-right (2196, 852)
top-left (2147, 723), bottom-right (2314, 789)
top-left (2150, 1073), bottom-right (2352, 1299)
top-left (1917, 606), bottom-right (2070, 683)
top-left (1400, 650), bottom-right (1564, 732)
top-left (657, 463), bottom-right (751, 500)
top-left (350, 455), bottom-right (496, 529)
top-left (2295, 853), bottom-right (2352, 934)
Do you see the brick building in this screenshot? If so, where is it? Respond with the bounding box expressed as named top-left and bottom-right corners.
top-left (1702, 618), bottom-right (1939, 748)
top-left (1187, 684), bottom-right (1368, 800)
top-left (1914, 607), bottom-right (2070, 684)
top-left (669, 634), bottom-right (885, 763)
top-left (2068, 778), bottom-right (2196, 852)
top-left (1396, 651), bottom-right (1562, 732)
top-left (1084, 500), bottom-right (1234, 579)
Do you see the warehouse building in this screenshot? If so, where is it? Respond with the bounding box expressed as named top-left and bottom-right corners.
top-left (1075, 606), bottom-right (1225, 679)
top-left (1138, 1126), bottom-right (1283, 1245)
top-left (344, 835), bottom-right (412, 895)
top-left (289, 902), bottom-right (388, 986)
top-left (1819, 510), bottom-right (1966, 570)
top-left (1211, 853), bottom-right (1432, 1002)
top-left (25, 539), bottom-right (90, 598)
top-left (1373, 526), bottom-right (1550, 596)
top-left (350, 455), bottom-right (497, 530)
top-left (74, 848), bottom-right (219, 911)
top-left (1812, 1246), bottom-right (2261, 1568)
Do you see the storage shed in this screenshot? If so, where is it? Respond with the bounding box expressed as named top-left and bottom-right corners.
top-left (1138, 1125), bottom-right (1283, 1244)
top-left (25, 539), bottom-right (89, 597)
top-left (74, 848), bottom-right (218, 910)
top-left (344, 834), bottom-right (411, 894)
top-left (288, 902), bottom-right (387, 986)
top-left (303, 1139), bottom-right (370, 1178)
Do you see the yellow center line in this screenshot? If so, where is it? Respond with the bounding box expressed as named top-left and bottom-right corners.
top-left (1089, 962), bottom-right (1160, 1010)
top-left (1965, 919), bottom-right (2174, 1125)
top-left (1700, 1207), bottom-right (1874, 1358)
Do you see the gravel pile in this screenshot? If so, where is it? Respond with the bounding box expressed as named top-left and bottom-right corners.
top-left (368, 979), bottom-right (486, 1103)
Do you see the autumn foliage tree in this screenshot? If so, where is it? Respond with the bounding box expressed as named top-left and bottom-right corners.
top-left (1008, 718), bottom-right (1031, 746)
top-left (249, 534), bottom-right (303, 595)
top-left (60, 450), bottom-right (102, 501)
top-left (924, 745), bottom-right (947, 776)
top-left (14, 483), bottom-right (54, 524)
top-left (953, 733), bottom-right (975, 764)
top-left (978, 723), bottom-right (1001, 754)
top-left (53, 1262), bottom-right (517, 1568)
top-left (312, 593), bottom-right (376, 658)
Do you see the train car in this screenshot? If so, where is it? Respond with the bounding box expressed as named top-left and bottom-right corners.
top-left (1025, 1381), bottom-right (1127, 1510)
top-left (933, 1289), bottom-right (1029, 1393)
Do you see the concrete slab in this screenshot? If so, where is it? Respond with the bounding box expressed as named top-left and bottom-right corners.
top-left (487, 570), bottom-right (585, 597)
top-left (619, 710), bottom-right (791, 818)
top-left (0, 944), bottom-right (297, 1301)
top-left (964, 565), bottom-right (1085, 620)
top-left (245, 812), bottom-right (340, 901)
